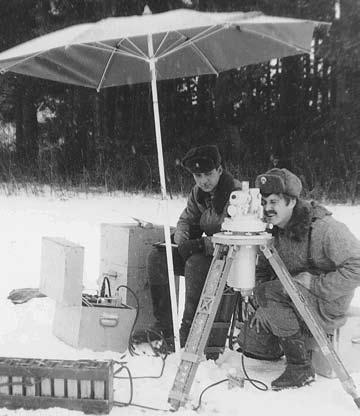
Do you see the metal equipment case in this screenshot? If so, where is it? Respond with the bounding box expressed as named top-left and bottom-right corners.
top-left (40, 237), bottom-right (136, 353)
top-left (99, 223), bottom-right (168, 332)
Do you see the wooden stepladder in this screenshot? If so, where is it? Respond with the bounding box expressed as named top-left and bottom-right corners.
top-left (168, 232), bottom-right (360, 411)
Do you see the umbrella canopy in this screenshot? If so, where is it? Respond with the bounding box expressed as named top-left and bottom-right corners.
top-left (0, 9), bottom-right (324, 89)
top-left (0, 8), bottom-right (329, 353)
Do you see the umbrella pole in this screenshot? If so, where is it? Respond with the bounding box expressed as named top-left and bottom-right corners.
top-left (148, 37), bottom-right (180, 353)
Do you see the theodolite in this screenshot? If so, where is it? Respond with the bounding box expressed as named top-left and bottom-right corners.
top-left (220, 181), bottom-right (270, 298)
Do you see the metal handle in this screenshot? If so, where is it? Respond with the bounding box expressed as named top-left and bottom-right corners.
top-left (100, 315), bottom-right (119, 327)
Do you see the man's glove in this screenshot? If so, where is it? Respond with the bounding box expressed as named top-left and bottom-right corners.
top-left (202, 236), bottom-right (214, 257)
top-left (249, 306), bottom-right (272, 333)
top-left (178, 238), bottom-right (204, 262)
top-left (174, 229), bottom-right (190, 245)
top-left (293, 271), bottom-right (314, 290)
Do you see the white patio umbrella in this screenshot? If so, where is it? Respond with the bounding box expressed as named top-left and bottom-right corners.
top-left (0, 7), bottom-right (329, 352)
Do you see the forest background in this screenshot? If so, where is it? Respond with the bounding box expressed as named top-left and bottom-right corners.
top-left (0, 0), bottom-right (358, 202)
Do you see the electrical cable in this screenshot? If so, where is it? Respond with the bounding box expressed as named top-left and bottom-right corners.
top-left (113, 363), bottom-right (170, 411)
top-left (240, 301), bottom-right (268, 391)
top-left (100, 275), bottom-right (111, 297)
top-left (192, 379), bottom-right (228, 411)
top-left (146, 328), bottom-right (169, 360)
top-left (114, 400), bottom-right (169, 412)
top-left (115, 329), bottom-right (168, 380)
top-left (113, 364), bottom-right (133, 406)
top-left (112, 339), bottom-right (170, 412)
top-left (115, 284), bottom-right (140, 356)
top-left (228, 291), bottom-right (241, 350)
top-left (193, 300), bottom-right (268, 411)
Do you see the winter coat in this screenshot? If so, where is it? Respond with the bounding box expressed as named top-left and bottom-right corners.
top-left (256, 199), bottom-right (360, 330)
top-left (175, 171), bottom-right (241, 240)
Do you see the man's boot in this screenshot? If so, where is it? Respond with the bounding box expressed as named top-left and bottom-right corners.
top-left (180, 253), bottom-right (212, 348)
top-left (271, 330), bottom-right (315, 390)
top-left (150, 283), bottom-right (173, 340)
top-left (133, 284), bottom-right (174, 347)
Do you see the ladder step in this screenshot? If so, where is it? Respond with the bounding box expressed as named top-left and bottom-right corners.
top-left (181, 352), bottom-right (201, 363)
top-left (211, 322), bottom-right (230, 329)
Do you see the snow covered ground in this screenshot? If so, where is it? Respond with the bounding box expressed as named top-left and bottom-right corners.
top-left (0, 190), bottom-right (359, 416)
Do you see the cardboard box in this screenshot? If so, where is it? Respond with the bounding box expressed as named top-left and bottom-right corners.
top-left (40, 237), bottom-right (136, 353)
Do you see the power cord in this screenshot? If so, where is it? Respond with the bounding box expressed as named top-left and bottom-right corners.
top-left (115, 285), bottom-right (140, 356)
top-left (228, 291), bottom-right (241, 350)
top-left (114, 362), bottom-right (169, 411)
top-left (239, 300), bottom-right (268, 391)
top-left (192, 379), bottom-right (228, 411)
top-left (113, 330), bottom-right (170, 412)
top-left (193, 300), bottom-right (268, 411)
top-left (115, 285), bottom-right (174, 358)
top-left (100, 275), bottom-right (112, 297)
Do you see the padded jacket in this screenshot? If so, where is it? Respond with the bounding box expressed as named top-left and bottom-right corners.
top-left (256, 199), bottom-right (360, 330)
top-left (174, 171), bottom-right (241, 241)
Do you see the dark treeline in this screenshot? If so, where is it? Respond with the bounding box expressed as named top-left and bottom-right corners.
top-left (0, 0), bottom-right (359, 201)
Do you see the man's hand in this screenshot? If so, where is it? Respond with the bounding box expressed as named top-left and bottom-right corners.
top-left (174, 229), bottom-right (190, 245)
top-left (240, 297), bottom-right (256, 321)
top-left (177, 238), bottom-right (204, 262)
top-left (293, 272), bottom-right (313, 290)
top-left (202, 236), bottom-right (214, 256)
top-left (249, 307), bottom-right (271, 333)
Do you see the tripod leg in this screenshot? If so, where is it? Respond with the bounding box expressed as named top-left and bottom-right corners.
top-left (168, 244), bottom-right (236, 410)
top-left (261, 245), bottom-right (360, 409)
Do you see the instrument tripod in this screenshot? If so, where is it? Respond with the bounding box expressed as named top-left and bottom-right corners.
top-left (168, 232), bottom-right (360, 411)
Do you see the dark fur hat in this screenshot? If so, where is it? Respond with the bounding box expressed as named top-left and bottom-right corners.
top-left (182, 145), bottom-right (221, 174)
top-left (255, 168), bottom-right (302, 198)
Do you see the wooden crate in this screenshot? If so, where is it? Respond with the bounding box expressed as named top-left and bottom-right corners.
top-left (0, 357), bottom-right (114, 414)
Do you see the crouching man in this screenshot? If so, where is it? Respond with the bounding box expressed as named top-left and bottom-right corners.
top-left (146, 145), bottom-right (240, 348)
top-left (240, 168), bottom-right (360, 390)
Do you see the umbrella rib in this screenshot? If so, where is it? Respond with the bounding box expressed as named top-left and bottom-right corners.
top-left (189, 42), bottom-right (218, 75)
top-left (119, 37), bottom-right (149, 60)
top-left (77, 43), bottom-right (148, 62)
top-left (0, 50), bottom-right (47, 74)
top-left (96, 40), bottom-right (147, 60)
top-left (153, 31), bottom-right (187, 58)
top-left (96, 48), bottom-right (116, 91)
top-left (158, 25), bottom-right (225, 60)
top-left (153, 31), bottom-right (171, 57)
top-left (240, 26), bottom-right (311, 54)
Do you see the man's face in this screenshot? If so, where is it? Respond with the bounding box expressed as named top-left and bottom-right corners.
top-left (261, 193), bottom-right (296, 228)
top-left (193, 166), bottom-right (223, 193)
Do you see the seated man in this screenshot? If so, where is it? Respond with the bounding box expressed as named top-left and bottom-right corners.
top-left (147, 144), bottom-right (240, 347)
top-left (240, 168), bottom-right (360, 390)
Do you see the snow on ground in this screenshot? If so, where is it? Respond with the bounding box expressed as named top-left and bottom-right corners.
top-left (0, 190), bottom-right (359, 416)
